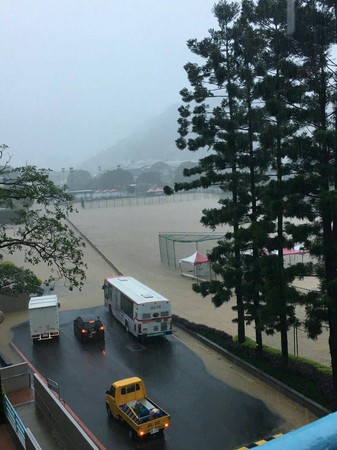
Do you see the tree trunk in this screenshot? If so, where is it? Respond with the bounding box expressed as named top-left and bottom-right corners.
top-left (329, 308), bottom-right (337, 390)
top-left (234, 223), bottom-right (245, 344)
top-left (255, 317), bottom-right (263, 353)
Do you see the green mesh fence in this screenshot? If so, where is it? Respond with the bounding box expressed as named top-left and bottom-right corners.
top-left (159, 232), bottom-right (225, 274)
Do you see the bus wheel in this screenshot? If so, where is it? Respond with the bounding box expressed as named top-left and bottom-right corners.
top-left (125, 321), bottom-right (129, 333)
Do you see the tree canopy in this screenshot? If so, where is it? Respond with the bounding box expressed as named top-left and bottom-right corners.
top-left (92, 168), bottom-right (133, 190)
top-left (137, 170), bottom-right (162, 186)
top-left (66, 169), bottom-right (93, 191)
top-left (167, 0), bottom-right (337, 388)
top-left (0, 261), bottom-right (43, 296)
top-left (173, 161), bottom-right (201, 184)
top-left (0, 147), bottom-right (86, 294)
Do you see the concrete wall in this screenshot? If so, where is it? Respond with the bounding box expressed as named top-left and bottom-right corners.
top-left (0, 362), bottom-right (30, 392)
top-left (34, 374), bottom-right (99, 450)
top-left (0, 292), bottom-right (30, 313)
top-left (25, 428), bottom-right (42, 450)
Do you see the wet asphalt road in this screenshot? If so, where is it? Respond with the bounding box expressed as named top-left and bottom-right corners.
top-left (12, 306), bottom-right (285, 450)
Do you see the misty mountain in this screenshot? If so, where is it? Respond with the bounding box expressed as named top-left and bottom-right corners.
top-left (79, 104), bottom-right (206, 173)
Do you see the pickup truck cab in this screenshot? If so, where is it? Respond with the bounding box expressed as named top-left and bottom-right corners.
top-left (105, 377), bottom-right (170, 440)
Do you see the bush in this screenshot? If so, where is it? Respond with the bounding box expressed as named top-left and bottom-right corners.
top-left (172, 314), bottom-right (337, 411)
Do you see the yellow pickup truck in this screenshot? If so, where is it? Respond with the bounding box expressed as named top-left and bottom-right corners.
top-left (105, 377), bottom-right (170, 440)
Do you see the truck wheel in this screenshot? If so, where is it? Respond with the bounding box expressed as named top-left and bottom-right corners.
top-left (106, 404), bottom-right (112, 417)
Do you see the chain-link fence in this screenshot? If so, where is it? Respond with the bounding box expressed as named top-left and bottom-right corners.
top-left (74, 191), bottom-right (220, 209)
top-left (159, 232), bottom-right (225, 281)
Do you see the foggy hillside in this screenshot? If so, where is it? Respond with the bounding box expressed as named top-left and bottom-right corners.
top-left (79, 104), bottom-right (206, 172)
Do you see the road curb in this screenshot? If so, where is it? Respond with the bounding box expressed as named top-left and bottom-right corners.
top-left (173, 320), bottom-right (331, 418)
top-left (66, 218), bottom-right (123, 276)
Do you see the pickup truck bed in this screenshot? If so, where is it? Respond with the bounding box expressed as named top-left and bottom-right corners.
top-left (120, 398), bottom-right (167, 424)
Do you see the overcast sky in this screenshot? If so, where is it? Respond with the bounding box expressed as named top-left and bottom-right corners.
top-left (0, 1), bottom-right (218, 170)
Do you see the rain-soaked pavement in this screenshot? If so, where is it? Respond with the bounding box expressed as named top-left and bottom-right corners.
top-left (12, 306), bottom-right (287, 450)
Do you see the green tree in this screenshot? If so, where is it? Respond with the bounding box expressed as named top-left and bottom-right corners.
top-left (0, 261), bottom-right (42, 296)
top-left (168, 0), bottom-right (250, 343)
top-left (166, 0), bottom-right (313, 360)
top-left (173, 161), bottom-right (201, 184)
top-left (281, 1), bottom-right (337, 385)
top-left (93, 168), bottom-right (133, 190)
top-left (137, 170), bottom-right (162, 186)
top-left (66, 169), bottom-right (93, 190)
top-left (252, 0), bottom-right (308, 365)
top-left (166, 0), bottom-right (337, 384)
top-left (0, 147), bottom-right (86, 290)
top-left (231, 0), bottom-right (270, 352)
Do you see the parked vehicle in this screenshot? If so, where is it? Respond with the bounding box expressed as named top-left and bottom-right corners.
top-left (105, 377), bottom-right (170, 440)
top-left (73, 316), bottom-right (105, 342)
top-left (103, 276), bottom-right (172, 339)
top-left (28, 295), bottom-right (60, 341)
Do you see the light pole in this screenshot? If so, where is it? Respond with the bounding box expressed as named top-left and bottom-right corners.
top-left (61, 168), bottom-right (66, 185)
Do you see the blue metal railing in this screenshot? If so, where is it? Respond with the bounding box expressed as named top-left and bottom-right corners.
top-left (3, 394), bottom-right (26, 447)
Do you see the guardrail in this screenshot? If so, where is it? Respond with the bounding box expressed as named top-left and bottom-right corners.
top-left (0, 362), bottom-right (30, 392)
top-left (4, 394), bottom-right (25, 447)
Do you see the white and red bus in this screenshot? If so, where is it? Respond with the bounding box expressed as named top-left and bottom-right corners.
top-left (103, 276), bottom-right (172, 338)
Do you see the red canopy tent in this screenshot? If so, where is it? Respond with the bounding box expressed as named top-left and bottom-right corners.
top-left (285, 245), bottom-right (309, 255)
top-left (272, 245), bottom-right (309, 263)
top-left (179, 251), bottom-right (209, 265)
top-left (272, 245), bottom-right (309, 256)
top-left (179, 251), bottom-right (209, 280)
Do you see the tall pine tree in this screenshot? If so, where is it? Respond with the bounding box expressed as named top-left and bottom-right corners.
top-left (170, 1), bottom-right (248, 342)
top-left (284, 0), bottom-right (337, 386)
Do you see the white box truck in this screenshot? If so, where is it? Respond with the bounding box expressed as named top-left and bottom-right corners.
top-left (28, 295), bottom-right (60, 341)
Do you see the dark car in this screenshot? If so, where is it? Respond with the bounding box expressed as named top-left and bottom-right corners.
top-left (73, 316), bottom-right (105, 342)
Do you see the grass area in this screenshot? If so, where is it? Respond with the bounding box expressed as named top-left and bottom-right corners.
top-left (173, 315), bottom-right (337, 411)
